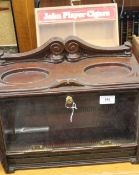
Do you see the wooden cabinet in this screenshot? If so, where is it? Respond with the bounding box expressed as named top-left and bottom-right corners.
top-left (0, 36), bottom-right (139, 173)
top-left (40, 0), bottom-right (139, 7)
top-left (40, 0), bottom-right (71, 7)
top-left (116, 0), bottom-right (139, 8)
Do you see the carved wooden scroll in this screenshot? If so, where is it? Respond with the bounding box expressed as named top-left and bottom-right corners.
top-left (0, 36), bottom-right (131, 65)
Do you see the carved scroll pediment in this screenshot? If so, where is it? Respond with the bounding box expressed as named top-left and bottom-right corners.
top-left (0, 36), bottom-right (131, 64)
top-left (64, 36), bottom-right (131, 62)
top-left (0, 37), bottom-right (65, 64)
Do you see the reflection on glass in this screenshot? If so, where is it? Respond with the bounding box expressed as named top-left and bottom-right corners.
top-left (1, 91), bottom-right (138, 154)
top-left (0, 0), bottom-right (17, 53)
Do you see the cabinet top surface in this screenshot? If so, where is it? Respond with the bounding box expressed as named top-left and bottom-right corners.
top-left (0, 36), bottom-right (139, 97)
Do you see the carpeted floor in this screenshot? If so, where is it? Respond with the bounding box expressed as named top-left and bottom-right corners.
top-left (0, 162), bottom-right (139, 175)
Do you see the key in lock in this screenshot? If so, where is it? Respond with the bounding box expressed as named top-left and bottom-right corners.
top-left (65, 96), bottom-right (77, 123)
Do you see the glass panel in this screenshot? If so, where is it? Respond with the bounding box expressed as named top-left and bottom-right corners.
top-left (1, 91), bottom-right (138, 154)
top-left (0, 0), bottom-right (18, 53)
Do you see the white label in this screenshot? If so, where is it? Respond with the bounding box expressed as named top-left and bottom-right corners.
top-left (99, 95), bottom-right (115, 104)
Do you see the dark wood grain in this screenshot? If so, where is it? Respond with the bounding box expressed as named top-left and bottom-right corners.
top-left (0, 36), bottom-right (139, 173)
top-left (40, 0), bottom-right (139, 8)
top-left (40, 0), bottom-right (71, 7)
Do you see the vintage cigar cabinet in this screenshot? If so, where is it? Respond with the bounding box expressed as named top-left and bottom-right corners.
top-left (0, 36), bottom-right (139, 173)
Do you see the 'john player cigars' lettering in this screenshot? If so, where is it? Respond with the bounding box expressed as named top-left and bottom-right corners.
top-left (62, 11), bottom-right (110, 19)
top-left (43, 10), bottom-right (110, 20)
top-left (38, 6), bottom-right (116, 23)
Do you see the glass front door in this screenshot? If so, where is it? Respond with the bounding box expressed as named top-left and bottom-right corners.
top-left (1, 90), bottom-right (138, 154)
